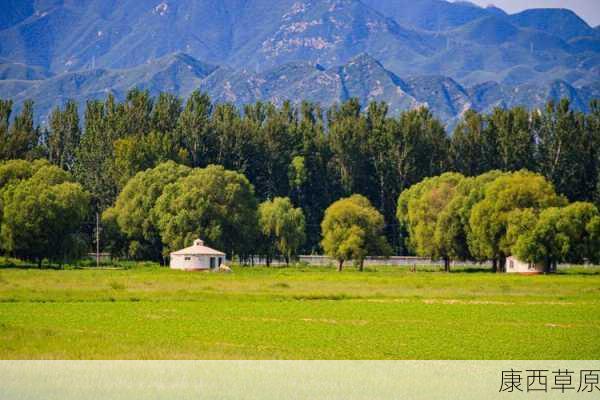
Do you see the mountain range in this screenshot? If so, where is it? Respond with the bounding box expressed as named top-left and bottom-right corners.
top-left (0, 0), bottom-right (598, 127)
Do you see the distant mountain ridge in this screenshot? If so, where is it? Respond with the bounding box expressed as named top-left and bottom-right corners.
top-left (1, 52), bottom-right (596, 128)
top-left (0, 0), bottom-right (597, 127)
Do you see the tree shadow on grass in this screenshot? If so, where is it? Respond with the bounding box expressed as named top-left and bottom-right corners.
top-left (449, 267), bottom-right (494, 274)
top-left (0, 258), bottom-right (63, 270)
top-left (0, 263), bottom-right (63, 270)
top-left (555, 269), bottom-right (600, 276)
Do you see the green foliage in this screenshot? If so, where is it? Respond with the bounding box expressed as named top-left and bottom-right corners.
top-left (258, 197), bottom-right (306, 265)
top-left (99, 206), bottom-right (128, 259)
top-left (73, 96), bottom-right (121, 211)
top-left (104, 161), bottom-right (191, 261)
top-left (0, 100), bottom-right (13, 160)
top-left (0, 158), bottom-right (48, 188)
top-left (151, 93), bottom-right (182, 134)
top-left (2, 92), bottom-right (599, 260)
top-left (175, 90), bottom-right (213, 167)
top-left (489, 106), bottom-right (536, 172)
top-left (321, 194), bottom-right (391, 271)
top-left (397, 173), bottom-right (464, 270)
top-left (0, 159), bottom-right (51, 228)
top-left (469, 170), bottom-right (567, 268)
top-left (153, 165), bottom-right (259, 258)
top-left (0, 162), bottom-right (89, 265)
top-left (514, 202), bottom-right (600, 270)
top-left (112, 132), bottom-right (188, 189)
top-left (123, 88), bottom-right (153, 137)
top-left (588, 216), bottom-right (600, 264)
top-left (435, 171), bottom-right (507, 263)
top-left (0, 100), bottom-right (42, 160)
top-left (450, 110), bottom-right (495, 176)
top-left (47, 100), bottom-right (80, 171)
top-left (535, 99), bottom-right (597, 202)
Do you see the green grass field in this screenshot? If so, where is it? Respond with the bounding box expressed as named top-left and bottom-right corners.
top-left (1, 263), bottom-right (599, 359)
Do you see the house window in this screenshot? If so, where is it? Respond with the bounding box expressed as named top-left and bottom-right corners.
top-left (184, 257), bottom-right (191, 261)
top-left (210, 257), bottom-right (216, 269)
top-left (509, 260), bottom-right (514, 269)
top-left (218, 257), bottom-right (223, 267)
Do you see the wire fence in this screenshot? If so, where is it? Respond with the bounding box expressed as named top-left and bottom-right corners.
top-left (247, 255), bottom-right (492, 267)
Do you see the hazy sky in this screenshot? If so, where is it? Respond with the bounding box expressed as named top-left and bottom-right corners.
top-left (452, 0), bottom-right (600, 26)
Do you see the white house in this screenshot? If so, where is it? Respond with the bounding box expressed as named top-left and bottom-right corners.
top-left (506, 256), bottom-right (544, 274)
top-left (170, 239), bottom-right (225, 271)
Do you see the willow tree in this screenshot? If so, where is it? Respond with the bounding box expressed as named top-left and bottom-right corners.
top-left (469, 170), bottom-right (567, 272)
top-left (0, 163), bottom-right (89, 266)
top-left (321, 194), bottom-right (390, 271)
top-left (258, 197), bottom-right (306, 265)
top-left (153, 165), bottom-right (259, 260)
top-left (103, 161), bottom-right (191, 261)
top-left (513, 202), bottom-right (600, 272)
top-left (397, 172), bottom-right (465, 271)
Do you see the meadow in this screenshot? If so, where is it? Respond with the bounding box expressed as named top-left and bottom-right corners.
top-left (0, 261), bottom-right (599, 359)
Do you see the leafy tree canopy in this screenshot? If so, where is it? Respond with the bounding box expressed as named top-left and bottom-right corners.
top-left (258, 197), bottom-right (306, 265)
top-left (469, 170), bottom-right (567, 268)
top-left (322, 194), bottom-right (390, 271)
top-left (0, 162), bottom-right (89, 266)
top-left (153, 164), bottom-right (259, 258)
top-left (104, 161), bottom-right (191, 261)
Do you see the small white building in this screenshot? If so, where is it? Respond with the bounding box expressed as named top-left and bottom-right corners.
top-left (506, 256), bottom-right (544, 274)
top-left (170, 239), bottom-right (225, 271)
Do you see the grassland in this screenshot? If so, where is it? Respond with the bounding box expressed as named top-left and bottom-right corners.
top-left (0, 262), bottom-right (599, 359)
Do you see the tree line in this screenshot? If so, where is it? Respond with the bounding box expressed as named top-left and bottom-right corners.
top-left (398, 170), bottom-right (600, 272)
top-left (2, 158), bottom-right (597, 272)
top-left (0, 90), bottom-right (598, 260)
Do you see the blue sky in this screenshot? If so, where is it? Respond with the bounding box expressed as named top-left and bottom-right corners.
top-left (453, 0), bottom-right (600, 26)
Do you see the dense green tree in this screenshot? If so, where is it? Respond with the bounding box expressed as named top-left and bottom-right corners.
top-left (365, 102), bottom-right (397, 229)
top-left (0, 164), bottom-right (89, 266)
top-left (258, 197), bottom-right (306, 265)
top-left (176, 91), bottom-right (214, 167)
top-left (436, 171), bottom-right (508, 265)
top-left (99, 206), bottom-right (128, 259)
top-left (253, 102), bottom-right (299, 199)
top-left (0, 100), bottom-right (13, 160)
top-left (74, 97), bottom-right (121, 210)
top-left (153, 165), bottom-right (259, 259)
top-left (0, 159), bottom-right (48, 188)
top-left (0, 159), bottom-right (45, 233)
top-left (397, 173), bottom-right (465, 271)
top-left (469, 170), bottom-right (567, 271)
top-left (450, 110), bottom-right (491, 176)
top-left (394, 107), bottom-right (449, 190)
top-left (586, 100), bottom-right (600, 207)
top-left (123, 88), bottom-right (153, 137)
top-left (513, 202), bottom-right (600, 272)
top-left (291, 102), bottom-right (336, 252)
top-left (47, 100), bottom-right (80, 171)
top-left (535, 99), bottom-right (591, 202)
top-left (212, 103), bottom-right (257, 176)
top-left (321, 194), bottom-right (391, 271)
top-left (151, 93), bottom-right (182, 134)
top-left (112, 132), bottom-right (188, 189)
top-left (2, 101), bottom-right (41, 160)
top-left (328, 99), bottom-right (371, 196)
top-left (588, 215), bottom-right (600, 264)
top-left (488, 106), bottom-right (535, 172)
top-left (104, 161), bottom-right (191, 261)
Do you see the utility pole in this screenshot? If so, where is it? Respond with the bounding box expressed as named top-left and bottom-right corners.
top-left (96, 212), bottom-right (100, 268)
